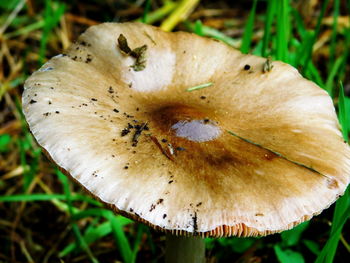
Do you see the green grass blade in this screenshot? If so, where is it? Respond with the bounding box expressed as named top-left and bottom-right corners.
top-left (73, 208), bottom-right (133, 226)
top-left (329, 187), bottom-right (349, 231)
top-left (24, 148), bottom-right (40, 191)
top-left (303, 240), bottom-right (321, 256)
top-left (135, 1), bottom-right (176, 24)
top-left (216, 237), bottom-right (256, 253)
top-left (281, 221), bottom-right (310, 247)
top-left (16, 138), bottom-right (30, 191)
top-left (72, 208), bottom-right (135, 263)
top-left (291, 8), bottom-right (307, 38)
top-left (337, 82), bottom-right (348, 136)
top-left (325, 56), bottom-right (345, 97)
top-left (71, 223), bottom-right (99, 263)
top-left (193, 19), bottom-right (204, 36)
top-left (185, 21), bottom-right (239, 47)
top-left (274, 244), bottom-right (305, 263)
top-left (290, 7), bottom-right (312, 67)
top-left (261, 0), bottom-right (276, 57)
top-left (186, 82), bottom-right (213, 92)
top-left (144, 225), bottom-right (156, 255)
top-left (0, 134), bottom-right (11, 152)
top-left (302, 0), bottom-right (330, 72)
top-left (303, 61), bottom-right (325, 88)
top-left (60, 213), bottom-right (133, 259)
top-left (0, 193), bottom-right (66, 202)
top-left (39, 0), bottom-right (65, 65)
top-left (0, 192), bottom-right (101, 206)
top-left (275, 0), bottom-right (290, 62)
top-left (293, 30), bottom-right (313, 68)
top-left (0, 0), bottom-right (22, 10)
top-left (328, 0), bottom-right (340, 69)
top-left (0, 0), bottom-right (25, 35)
top-left (56, 171), bottom-right (99, 263)
top-left (73, 208), bottom-right (114, 220)
top-left (288, 38), bottom-right (300, 67)
top-left (240, 0), bottom-right (258, 53)
top-left (315, 195), bottom-right (350, 263)
top-left (131, 224), bottom-right (146, 263)
top-left (13, 97), bottom-right (41, 191)
top-left (59, 222), bottom-right (112, 257)
top-left (109, 214), bottom-right (134, 263)
top-left (315, 83), bottom-right (350, 263)
top-left (4, 20), bottom-right (45, 39)
top-left (141, 0), bottom-right (152, 23)
top-left (160, 0), bottom-right (200, 32)
top-left (252, 38), bottom-right (264, 55)
top-left (331, 5), bottom-right (350, 84)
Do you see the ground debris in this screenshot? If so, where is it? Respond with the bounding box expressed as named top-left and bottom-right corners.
top-left (132, 122), bottom-right (148, 147)
top-left (263, 56), bottom-right (273, 73)
top-left (117, 34), bottom-right (147, 71)
top-left (149, 135), bottom-right (176, 161)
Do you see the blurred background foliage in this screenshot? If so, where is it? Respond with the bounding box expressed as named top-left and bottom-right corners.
top-left (0, 0), bottom-right (350, 262)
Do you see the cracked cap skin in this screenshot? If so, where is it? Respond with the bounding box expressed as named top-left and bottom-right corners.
top-left (22, 22), bottom-right (350, 237)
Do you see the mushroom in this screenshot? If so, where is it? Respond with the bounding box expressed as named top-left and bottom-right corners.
top-left (22, 22), bottom-right (350, 262)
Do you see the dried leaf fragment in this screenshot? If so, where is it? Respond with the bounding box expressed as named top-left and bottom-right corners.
top-left (263, 56), bottom-right (273, 73)
top-left (117, 34), bottom-right (148, 71)
top-left (117, 34), bottom-right (132, 54)
top-left (130, 44), bottom-right (147, 71)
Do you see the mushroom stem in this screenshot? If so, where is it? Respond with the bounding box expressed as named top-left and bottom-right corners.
top-left (165, 233), bottom-right (205, 263)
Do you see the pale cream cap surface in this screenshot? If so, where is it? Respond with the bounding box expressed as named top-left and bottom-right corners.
top-left (22, 22), bottom-right (350, 237)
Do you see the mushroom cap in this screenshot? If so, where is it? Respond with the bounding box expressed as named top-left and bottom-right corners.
top-left (22, 22), bottom-right (350, 237)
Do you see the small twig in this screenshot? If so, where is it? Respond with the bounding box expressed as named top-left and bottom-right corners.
top-left (149, 135), bottom-right (175, 161)
top-left (2, 166), bottom-right (29, 180)
top-left (144, 31), bottom-right (156, 45)
top-left (340, 233), bottom-right (350, 253)
top-left (65, 13), bottom-right (99, 26)
top-left (19, 240), bottom-right (34, 263)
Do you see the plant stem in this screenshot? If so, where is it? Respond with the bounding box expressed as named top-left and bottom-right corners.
top-left (165, 233), bottom-right (205, 263)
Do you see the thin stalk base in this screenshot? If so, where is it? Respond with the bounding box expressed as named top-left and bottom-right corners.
top-left (165, 233), bottom-right (205, 263)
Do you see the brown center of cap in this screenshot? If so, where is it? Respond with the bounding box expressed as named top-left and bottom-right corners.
top-left (151, 104), bottom-right (221, 142)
